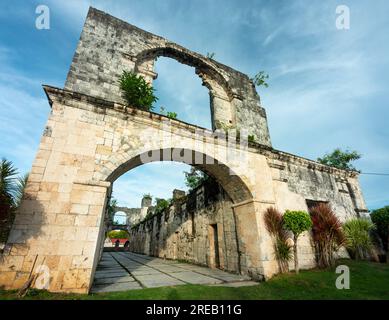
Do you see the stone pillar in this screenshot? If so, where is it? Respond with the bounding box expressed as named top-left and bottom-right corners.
top-left (232, 199), bottom-right (279, 281)
top-left (141, 195), bottom-right (152, 208)
top-left (173, 189), bottom-right (185, 201)
top-left (0, 99), bottom-right (111, 293)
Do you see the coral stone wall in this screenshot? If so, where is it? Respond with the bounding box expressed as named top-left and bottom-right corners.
top-left (128, 179), bottom-right (240, 273)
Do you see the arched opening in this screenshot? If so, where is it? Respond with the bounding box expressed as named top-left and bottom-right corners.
top-left (90, 148), bottom-right (255, 292)
top-left (134, 46), bottom-right (235, 131)
top-left (152, 57), bottom-right (212, 129)
top-left (112, 211), bottom-right (127, 225)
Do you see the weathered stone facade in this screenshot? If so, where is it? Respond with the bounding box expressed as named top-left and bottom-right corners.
top-left (64, 7), bottom-right (272, 145)
top-left (0, 7), bottom-right (367, 293)
top-left (128, 180), bottom-right (240, 273)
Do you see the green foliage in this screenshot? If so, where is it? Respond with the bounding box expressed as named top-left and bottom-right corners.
top-left (107, 230), bottom-right (129, 239)
top-left (14, 173), bottom-right (28, 208)
top-left (310, 203), bottom-right (345, 268)
top-left (0, 158), bottom-right (19, 207)
top-left (167, 112), bottom-right (177, 119)
top-left (154, 198), bottom-right (171, 215)
top-left (252, 71), bottom-right (269, 88)
top-left (283, 210), bottom-right (312, 274)
top-left (248, 135), bottom-right (255, 143)
top-left (119, 71), bottom-right (158, 111)
top-left (283, 210), bottom-right (312, 237)
top-left (264, 207), bottom-right (293, 273)
top-left (184, 167), bottom-right (208, 190)
top-left (0, 159), bottom-right (29, 244)
top-left (159, 107), bottom-right (178, 119)
top-left (370, 206), bottom-right (389, 250)
top-left (343, 218), bottom-right (374, 260)
top-left (317, 148), bottom-right (361, 171)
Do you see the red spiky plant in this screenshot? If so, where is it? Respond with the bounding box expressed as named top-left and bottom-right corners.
top-left (264, 207), bottom-right (292, 273)
top-left (310, 203), bottom-right (345, 268)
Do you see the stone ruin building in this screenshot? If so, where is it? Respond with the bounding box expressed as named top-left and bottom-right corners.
top-left (0, 7), bottom-right (367, 293)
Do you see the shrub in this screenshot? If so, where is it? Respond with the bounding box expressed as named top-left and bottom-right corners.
top-left (119, 71), bottom-right (158, 111)
top-left (107, 230), bottom-right (129, 239)
top-left (370, 206), bottom-right (389, 252)
top-left (283, 210), bottom-right (312, 273)
top-left (248, 135), bottom-right (255, 143)
top-left (166, 111), bottom-right (177, 119)
top-left (309, 203), bottom-right (345, 268)
top-left (154, 198), bottom-right (170, 215)
top-left (343, 218), bottom-right (374, 260)
top-left (264, 207), bottom-right (292, 273)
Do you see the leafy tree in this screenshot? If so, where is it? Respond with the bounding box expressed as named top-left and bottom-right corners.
top-left (184, 167), bottom-right (208, 190)
top-left (370, 206), bottom-right (389, 262)
top-left (283, 210), bottom-right (313, 273)
top-left (252, 71), bottom-right (269, 88)
top-left (343, 218), bottom-right (374, 260)
top-left (317, 148), bottom-right (361, 170)
top-left (119, 71), bottom-right (158, 111)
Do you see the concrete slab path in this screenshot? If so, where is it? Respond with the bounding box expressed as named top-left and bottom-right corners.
top-left (91, 252), bottom-right (253, 293)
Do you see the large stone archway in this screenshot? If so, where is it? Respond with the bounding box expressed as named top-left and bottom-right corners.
top-left (0, 7), bottom-right (368, 293)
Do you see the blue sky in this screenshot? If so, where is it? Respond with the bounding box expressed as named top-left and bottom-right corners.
top-left (0, 0), bottom-right (388, 212)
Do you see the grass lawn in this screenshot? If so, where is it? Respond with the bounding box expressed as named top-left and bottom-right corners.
top-left (1, 259), bottom-right (388, 300)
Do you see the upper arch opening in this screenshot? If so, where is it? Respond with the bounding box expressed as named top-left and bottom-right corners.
top-left (134, 45), bottom-right (236, 131)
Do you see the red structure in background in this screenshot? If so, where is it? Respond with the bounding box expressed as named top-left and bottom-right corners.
top-left (110, 238), bottom-right (128, 245)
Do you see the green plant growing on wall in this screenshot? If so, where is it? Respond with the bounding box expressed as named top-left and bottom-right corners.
top-left (159, 107), bottom-right (178, 119)
top-left (248, 135), bottom-right (255, 143)
top-left (310, 203), bottom-right (345, 268)
top-left (252, 71), bottom-right (269, 88)
top-left (343, 218), bottom-right (374, 260)
top-left (264, 207), bottom-right (293, 273)
top-left (317, 148), bottom-right (361, 171)
top-left (119, 71), bottom-right (158, 111)
top-left (370, 206), bottom-right (389, 263)
top-left (283, 210), bottom-right (313, 274)
top-left (184, 167), bottom-right (208, 190)
top-left (166, 111), bottom-right (177, 119)
top-left (154, 198), bottom-right (171, 215)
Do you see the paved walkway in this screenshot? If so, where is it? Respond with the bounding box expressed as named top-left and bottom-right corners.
top-left (91, 252), bottom-right (255, 293)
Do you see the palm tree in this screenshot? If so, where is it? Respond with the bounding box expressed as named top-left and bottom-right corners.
top-left (0, 158), bottom-right (20, 245)
top-left (0, 158), bottom-right (19, 217)
top-left (14, 173), bottom-right (29, 207)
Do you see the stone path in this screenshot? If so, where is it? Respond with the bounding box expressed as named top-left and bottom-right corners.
top-left (91, 252), bottom-right (255, 293)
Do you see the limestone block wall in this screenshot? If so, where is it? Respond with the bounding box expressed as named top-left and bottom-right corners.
top-left (128, 179), bottom-right (240, 273)
top-left (64, 7), bottom-right (272, 146)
